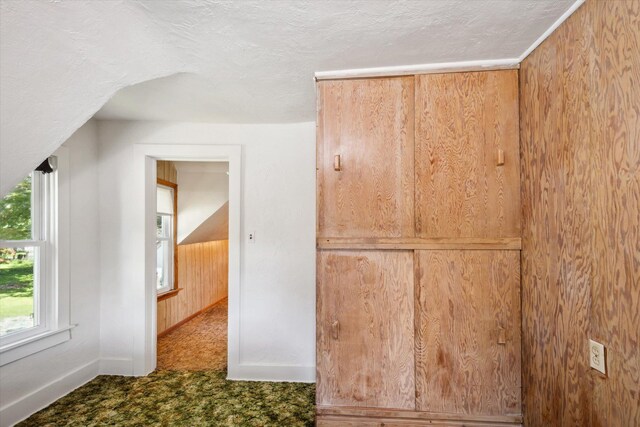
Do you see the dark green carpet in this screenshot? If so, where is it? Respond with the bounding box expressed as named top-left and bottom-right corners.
top-left (18, 370), bottom-right (315, 426)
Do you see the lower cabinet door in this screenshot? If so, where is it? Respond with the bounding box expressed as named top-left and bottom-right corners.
top-left (317, 250), bottom-right (415, 410)
top-left (415, 250), bottom-right (522, 416)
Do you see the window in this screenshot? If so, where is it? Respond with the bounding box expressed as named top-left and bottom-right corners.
top-left (0, 151), bottom-right (71, 365)
top-left (156, 182), bottom-right (176, 295)
top-left (0, 173), bottom-right (47, 338)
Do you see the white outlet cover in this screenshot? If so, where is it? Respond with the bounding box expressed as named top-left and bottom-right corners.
top-left (248, 231), bottom-right (256, 244)
top-left (589, 339), bottom-right (606, 375)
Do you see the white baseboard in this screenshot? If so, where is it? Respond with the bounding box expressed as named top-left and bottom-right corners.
top-left (228, 363), bottom-right (315, 383)
top-left (99, 357), bottom-right (134, 375)
top-left (0, 359), bottom-right (99, 427)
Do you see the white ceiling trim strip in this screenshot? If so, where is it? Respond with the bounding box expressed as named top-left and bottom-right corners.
top-left (315, 0), bottom-right (585, 81)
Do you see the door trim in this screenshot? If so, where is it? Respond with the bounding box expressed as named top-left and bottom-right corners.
top-left (132, 144), bottom-right (241, 377)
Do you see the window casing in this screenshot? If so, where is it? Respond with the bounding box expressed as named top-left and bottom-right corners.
top-left (156, 182), bottom-right (176, 295)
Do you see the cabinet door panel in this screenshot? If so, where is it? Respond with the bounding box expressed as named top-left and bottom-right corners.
top-left (317, 250), bottom-right (415, 409)
top-left (415, 250), bottom-right (521, 416)
top-left (415, 70), bottom-right (520, 238)
top-left (317, 77), bottom-right (414, 238)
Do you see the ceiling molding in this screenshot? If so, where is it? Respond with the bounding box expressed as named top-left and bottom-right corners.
top-left (314, 59), bottom-right (520, 81)
top-left (518, 0), bottom-right (585, 61)
top-left (314, 0), bottom-right (585, 81)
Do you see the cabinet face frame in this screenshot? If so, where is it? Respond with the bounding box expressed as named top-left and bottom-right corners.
top-left (316, 77), bottom-right (415, 239)
top-left (414, 249), bottom-right (522, 416)
top-left (316, 250), bottom-right (416, 410)
top-left (414, 70), bottom-right (521, 239)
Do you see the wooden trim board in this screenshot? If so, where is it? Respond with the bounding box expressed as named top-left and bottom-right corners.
top-left (317, 406), bottom-right (522, 424)
top-left (157, 287), bottom-right (182, 302)
top-left (157, 178), bottom-right (179, 292)
top-left (315, 60), bottom-right (520, 81)
top-left (317, 237), bottom-right (521, 250)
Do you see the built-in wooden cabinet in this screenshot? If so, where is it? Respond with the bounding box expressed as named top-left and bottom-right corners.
top-left (316, 69), bottom-right (523, 426)
top-left (317, 250), bottom-right (415, 410)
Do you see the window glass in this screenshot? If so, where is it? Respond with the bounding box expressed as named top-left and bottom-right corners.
top-left (157, 214), bottom-right (171, 239)
top-left (0, 247), bottom-right (37, 336)
top-left (157, 186), bottom-right (173, 215)
top-left (156, 238), bottom-right (171, 291)
top-left (0, 175), bottom-right (42, 337)
top-left (0, 175), bottom-right (32, 240)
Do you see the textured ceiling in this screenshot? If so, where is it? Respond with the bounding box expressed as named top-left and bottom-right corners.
top-left (95, 0), bottom-right (577, 122)
top-left (0, 0), bottom-right (579, 195)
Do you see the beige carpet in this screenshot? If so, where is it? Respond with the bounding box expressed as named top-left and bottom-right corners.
top-left (157, 298), bottom-right (228, 371)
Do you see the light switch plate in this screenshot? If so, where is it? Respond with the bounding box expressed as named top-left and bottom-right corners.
top-left (589, 339), bottom-right (606, 375)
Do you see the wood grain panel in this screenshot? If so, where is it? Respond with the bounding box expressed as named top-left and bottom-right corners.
top-left (317, 237), bottom-right (521, 250)
top-left (317, 406), bottom-right (523, 425)
top-left (589, 2), bottom-right (640, 425)
top-left (317, 77), bottom-right (415, 238)
top-left (415, 250), bottom-right (521, 417)
top-left (317, 250), bottom-right (415, 409)
top-left (414, 71), bottom-right (520, 238)
top-left (157, 160), bottom-right (177, 184)
top-left (317, 416), bottom-right (520, 427)
top-left (157, 240), bottom-right (228, 335)
top-left (520, 1), bottom-right (640, 425)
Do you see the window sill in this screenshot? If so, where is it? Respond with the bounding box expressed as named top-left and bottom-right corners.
top-left (157, 288), bottom-right (182, 302)
top-left (0, 325), bottom-right (76, 367)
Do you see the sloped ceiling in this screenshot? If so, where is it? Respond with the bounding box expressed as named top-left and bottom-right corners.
top-left (180, 201), bottom-right (229, 246)
top-left (1, 0), bottom-right (579, 196)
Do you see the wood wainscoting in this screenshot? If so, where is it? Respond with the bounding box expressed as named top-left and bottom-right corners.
top-left (157, 240), bottom-right (229, 336)
top-left (157, 160), bottom-right (177, 183)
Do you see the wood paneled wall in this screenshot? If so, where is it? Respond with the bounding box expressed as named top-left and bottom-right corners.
top-left (520, 1), bottom-right (639, 425)
top-left (157, 240), bottom-right (228, 335)
top-left (157, 160), bottom-right (177, 184)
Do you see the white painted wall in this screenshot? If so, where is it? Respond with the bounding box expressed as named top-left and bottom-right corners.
top-left (0, 121), bottom-right (101, 426)
top-left (176, 164), bottom-right (229, 243)
top-left (0, 1), bottom-right (189, 197)
top-left (97, 120), bottom-right (316, 379)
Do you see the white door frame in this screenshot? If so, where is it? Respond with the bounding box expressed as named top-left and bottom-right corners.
top-left (132, 144), bottom-right (241, 376)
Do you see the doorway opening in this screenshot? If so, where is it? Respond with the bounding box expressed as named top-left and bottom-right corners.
top-left (154, 160), bottom-right (230, 371)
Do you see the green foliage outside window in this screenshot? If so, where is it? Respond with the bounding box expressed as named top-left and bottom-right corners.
top-left (0, 176), bottom-right (32, 241)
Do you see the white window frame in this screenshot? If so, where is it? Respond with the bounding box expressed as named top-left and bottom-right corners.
top-left (0, 147), bottom-right (71, 366)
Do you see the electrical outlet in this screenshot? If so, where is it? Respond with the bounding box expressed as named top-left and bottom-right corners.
top-left (589, 339), bottom-right (606, 375)
top-left (248, 231), bottom-right (256, 244)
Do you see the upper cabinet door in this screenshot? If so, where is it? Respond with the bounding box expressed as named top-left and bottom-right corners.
top-left (415, 70), bottom-right (520, 238)
top-left (317, 77), bottom-right (415, 238)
